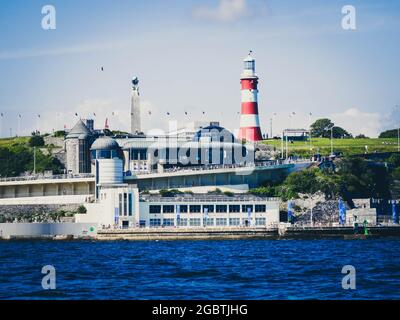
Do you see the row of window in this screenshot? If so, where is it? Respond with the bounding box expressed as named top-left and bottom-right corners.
top-left (148, 217), bottom-right (266, 227)
top-left (118, 193), bottom-right (133, 216)
top-left (149, 204), bottom-right (267, 214)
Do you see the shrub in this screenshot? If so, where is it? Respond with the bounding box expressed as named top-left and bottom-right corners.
top-left (77, 205), bottom-right (87, 214)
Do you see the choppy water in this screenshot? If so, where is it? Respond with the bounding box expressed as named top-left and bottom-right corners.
top-left (0, 239), bottom-right (399, 300)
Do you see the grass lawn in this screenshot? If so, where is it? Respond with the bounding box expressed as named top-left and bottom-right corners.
top-left (0, 136), bottom-right (29, 147)
top-left (263, 137), bottom-right (399, 157)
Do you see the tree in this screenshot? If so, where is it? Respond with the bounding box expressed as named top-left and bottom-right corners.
top-left (355, 134), bottom-right (369, 139)
top-left (387, 154), bottom-right (400, 168)
top-left (336, 157), bottom-right (391, 200)
top-left (53, 130), bottom-right (66, 138)
top-left (310, 118), bottom-right (351, 138)
top-left (311, 118), bottom-right (333, 137)
top-left (379, 129), bottom-right (399, 138)
top-left (280, 168), bottom-right (321, 200)
top-left (29, 135), bottom-right (44, 147)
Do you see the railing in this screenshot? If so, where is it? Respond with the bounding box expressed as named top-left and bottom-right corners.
top-left (140, 195), bottom-right (280, 203)
top-left (0, 173), bottom-right (95, 183)
top-left (132, 159), bottom-right (307, 176)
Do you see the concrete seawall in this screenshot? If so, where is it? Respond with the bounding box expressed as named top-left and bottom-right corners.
top-left (2, 224), bottom-right (400, 240)
top-left (0, 223), bottom-right (97, 239)
top-left (96, 225), bottom-right (400, 241)
top-left (97, 227), bottom-right (278, 241)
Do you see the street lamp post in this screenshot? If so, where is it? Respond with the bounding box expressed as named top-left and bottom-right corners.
top-left (396, 105), bottom-right (400, 152)
top-left (270, 112), bottom-right (277, 139)
top-left (33, 146), bottom-right (36, 175)
top-left (324, 124), bottom-right (334, 156)
top-left (309, 112), bottom-right (313, 157)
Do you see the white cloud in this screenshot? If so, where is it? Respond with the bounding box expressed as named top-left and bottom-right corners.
top-left (193, 0), bottom-right (247, 22)
top-left (330, 108), bottom-right (382, 138)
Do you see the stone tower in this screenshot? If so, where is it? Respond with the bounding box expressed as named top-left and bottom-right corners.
top-left (130, 77), bottom-right (141, 134)
top-left (65, 120), bottom-right (93, 174)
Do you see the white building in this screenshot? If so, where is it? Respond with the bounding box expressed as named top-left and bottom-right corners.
top-left (76, 183), bottom-right (280, 229)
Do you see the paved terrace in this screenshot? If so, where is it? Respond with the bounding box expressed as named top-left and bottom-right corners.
top-left (0, 173), bottom-right (95, 185)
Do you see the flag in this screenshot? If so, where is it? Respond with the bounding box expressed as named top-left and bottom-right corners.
top-left (247, 207), bottom-right (252, 226)
top-left (176, 205), bottom-right (181, 225)
top-left (114, 208), bottom-right (119, 225)
top-left (204, 207), bottom-right (209, 224)
top-left (339, 199), bottom-right (346, 225)
top-left (392, 201), bottom-right (397, 224)
top-left (288, 200), bottom-right (293, 223)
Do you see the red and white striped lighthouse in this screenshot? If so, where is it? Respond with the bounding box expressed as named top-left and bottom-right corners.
top-left (238, 52), bottom-right (263, 142)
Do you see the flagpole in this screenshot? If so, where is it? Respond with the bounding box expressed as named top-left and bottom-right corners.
top-left (0, 113), bottom-right (3, 139)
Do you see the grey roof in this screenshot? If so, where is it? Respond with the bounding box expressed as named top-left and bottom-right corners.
top-left (91, 136), bottom-right (120, 150)
top-left (66, 120), bottom-right (92, 139)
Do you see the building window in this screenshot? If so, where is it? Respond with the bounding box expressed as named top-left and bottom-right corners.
top-left (189, 205), bottom-right (201, 213)
top-left (139, 220), bottom-right (146, 227)
top-left (119, 194), bottom-right (122, 216)
top-left (229, 218), bottom-right (240, 226)
top-left (123, 193), bottom-right (128, 216)
top-left (128, 193), bottom-right (133, 216)
top-left (163, 205), bottom-right (175, 213)
top-left (256, 218), bottom-right (266, 226)
top-left (189, 218), bottom-right (201, 226)
top-left (139, 149), bottom-right (147, 160)
top-left (149, 219), bottom-right (161, 227)
top-left (229, 205), bottom-right (240, 213)
top-left (202, 205), bottom-right (214, 213)
top-left (216, 205), bottom-right (227, 213)
top-left (255, 205), bottom-right (266, 213)
top-left (149, 205), bottom-right (161, 214)
top-left (177, 205), bottom-right (188, 213)
top-left (163, 218), bottom-right (174, 227)
top-left (242, 204), bottom-right (253, 213)
top-left (177, 218), bottom-right (188, 227)
top-left (216, 218), bottom-right (227, 226)
top-left (203, 218), bottom-right (214, 226)
top-left (99, 150), bottom-right (111, 159)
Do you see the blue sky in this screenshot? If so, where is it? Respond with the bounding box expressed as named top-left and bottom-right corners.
top-left (0, 0), bottom-right (399, 137)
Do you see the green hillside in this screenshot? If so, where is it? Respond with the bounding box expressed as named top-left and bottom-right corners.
top-left (263, 137), bottom-right (399, 157)
top-left (0, 136), bottom-right (63, 178)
